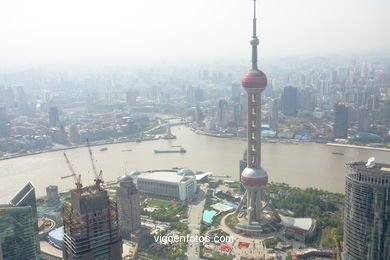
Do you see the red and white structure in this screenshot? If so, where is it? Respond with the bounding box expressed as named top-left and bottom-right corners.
top-left (236, 0), bottom-right (273, 227)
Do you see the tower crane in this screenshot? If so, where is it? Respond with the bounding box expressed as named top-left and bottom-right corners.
top-left (61, 153), bottom-right (82, 190)
top-left (86, 138), bottom-right (104, 188)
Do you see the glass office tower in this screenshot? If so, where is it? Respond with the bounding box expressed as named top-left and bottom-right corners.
top-left (0, 182), bottom-right (40, 260)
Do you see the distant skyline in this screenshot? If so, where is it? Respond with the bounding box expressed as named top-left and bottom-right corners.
top-left (0, 0), bottom-right (389, 63)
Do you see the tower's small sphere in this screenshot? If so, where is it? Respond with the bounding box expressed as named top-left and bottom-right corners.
top-left (250, 38), bottom-right (259, 46)
top-left (241, 167), bottom-right (268, 188)
top-left (242, 69), bottom-right (267, 90)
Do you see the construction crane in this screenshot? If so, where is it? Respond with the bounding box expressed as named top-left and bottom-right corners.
top-left (86, 138), bottom-right (104, 188)
top-left (61, 153), bottom-right (82, 190)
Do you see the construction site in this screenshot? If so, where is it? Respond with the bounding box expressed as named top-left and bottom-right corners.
top-left (54, 139), bottom-right (123, 259)
top-left (62, 186), bottom-right (122, 259)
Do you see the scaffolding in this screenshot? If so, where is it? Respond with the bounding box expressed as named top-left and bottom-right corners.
top-left (62, 186), bottom-right (122, 260)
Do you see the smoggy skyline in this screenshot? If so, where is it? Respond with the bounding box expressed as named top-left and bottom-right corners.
top-left (1, 0), bottom-right (389, 64)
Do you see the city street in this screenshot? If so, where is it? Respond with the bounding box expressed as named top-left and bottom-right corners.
top-left (187, 185), bottom-right (207, 260)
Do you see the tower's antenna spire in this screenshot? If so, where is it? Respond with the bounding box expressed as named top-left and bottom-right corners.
top-left (251, 0), bottom-right (259, 70)
top-left (253, 0), bottom-right (257, 37)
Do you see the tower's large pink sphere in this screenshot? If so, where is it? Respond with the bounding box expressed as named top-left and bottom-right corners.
top-left (242, 69), bottom-right (267, 90)
top-left (241, 167), bottom-right (268, 188)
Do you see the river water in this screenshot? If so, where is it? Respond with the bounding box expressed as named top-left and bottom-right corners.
top-left (0, 126), bottom-right (389, 202)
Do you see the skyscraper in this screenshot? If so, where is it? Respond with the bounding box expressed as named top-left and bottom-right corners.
top-left (126, 89), bottom-right (137, 106)
top-left (117, 175), bottom-right (141, 240)
top-left (216, 99), bottom-right (228, 130)
top-left (343, 160), bottom-right (390, 260)
top-left (62, 185), bottom-right (122, 260)
top-left (282, 86), bottom-right (298, 116)
top-left (235, 0), bottom-right (280, 231)
top-left (333, 103), bottom-right (348, 139)
top-left (270, 98), bottom-right (279, 132)
top-left (232, 83), bottom-right (241, 103)
top-left (358, 106), bottom-right (370, 132)
top-left (49, 106), bottom-right (59, 127)
top-left (69, 124), bottom-right (80, 144)
top-left (233, 103), bottom-right (243, 128)
top-left (0, 106), bottom-right (8, 138)
top-left (0, 182), bottom-right (40, 260)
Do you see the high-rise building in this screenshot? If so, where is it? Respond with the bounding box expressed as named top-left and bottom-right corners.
top-left (343, 160), bottom-right (390, 260)
top-left (193, 106), bottom-right (203, 126)
top-left (233, 103), bottom-right (243, 128)
top-left (235, 0), bottom-right (280, 231)
top-left (186, 85), bottom-right (194, 104)
top-left (358, 106), bottom-right (370, 132)
top-left (62, 185), bottom-right (122, 260)
top-left (194, 87), bottom-right (204, 104)
top-left (281, 86), bottom-right (298, 116)
top-left (333, 103), bottom-right (348, 139)
top-left (0, 106), bottom-right (8, 138)
top-left (46, 185), bottom-right (60, 207)
top-left (216, 99), bottom-right (228, 130)
top-left (49, 106), bottom-right (59, 127)
top-left (117, 175), bottom-right (141, 240)
top-left (126, 89), bottom-right (137, 106)
top-left (69, 124), bottom-right (80, 144)
top-left (270, 99), bottom-right (279, 132)
top-left (232, 83), bottom-right (241, 103)
top-left (0, 182), bottom-right (40, 260)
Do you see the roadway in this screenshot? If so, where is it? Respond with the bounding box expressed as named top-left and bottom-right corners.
top-left (187, 184), bottom-right (207, 260)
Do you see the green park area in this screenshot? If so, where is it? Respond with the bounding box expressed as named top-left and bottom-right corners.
top-left (203, 181), bottom-right (344, 249)
top-left (147, 199), bottom-right (173, 208)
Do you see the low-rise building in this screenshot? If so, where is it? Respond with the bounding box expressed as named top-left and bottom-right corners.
top-left (131, 169), bottom-right (197, 201)
top-left (280, 216), bottom-right (316, 241)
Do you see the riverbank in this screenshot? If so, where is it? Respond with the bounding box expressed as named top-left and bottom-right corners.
top-left (192, 128), bottom-right (302, 144)
top-left (327, 143), bottom-right (390, 152)
top-left (0, 137), bottom-right (159, 161)
top-left (192, 127), bottom-right (390, 151)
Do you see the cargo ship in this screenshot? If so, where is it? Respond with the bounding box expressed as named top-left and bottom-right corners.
top-left (154, 148), bottom-right (186, 153)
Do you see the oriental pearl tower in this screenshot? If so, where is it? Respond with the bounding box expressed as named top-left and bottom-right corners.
top-left (235, 0), bottom-right (280, 232)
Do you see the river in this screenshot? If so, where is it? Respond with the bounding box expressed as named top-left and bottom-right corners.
top-left (0, 126), bottom-right (389, 202)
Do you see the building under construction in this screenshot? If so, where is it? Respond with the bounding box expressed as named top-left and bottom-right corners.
top-left (343, 160), bottom-right (390, 260)
top-left (62, 185), bottom-right (122, 260)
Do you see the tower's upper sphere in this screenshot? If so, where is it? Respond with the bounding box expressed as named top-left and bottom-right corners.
top-left (250, 37), bottom-right (259, 46)
top-left (242, 69), bottom-right (267, 90)
top-left (241, 167), bottom-right (268, 188)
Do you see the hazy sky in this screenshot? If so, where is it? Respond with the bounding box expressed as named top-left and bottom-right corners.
top-left (0, 0), bottom-right (389, 63)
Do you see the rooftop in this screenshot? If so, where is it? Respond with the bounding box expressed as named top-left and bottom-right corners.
top-left (10, 181), bottom-right (35, 206)
top-left (137, 170), bottom-right (194, 183)
top-left (349, 161), bottom-right (390, 176)
top-left (280, 216), bottom-right (314, 232)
